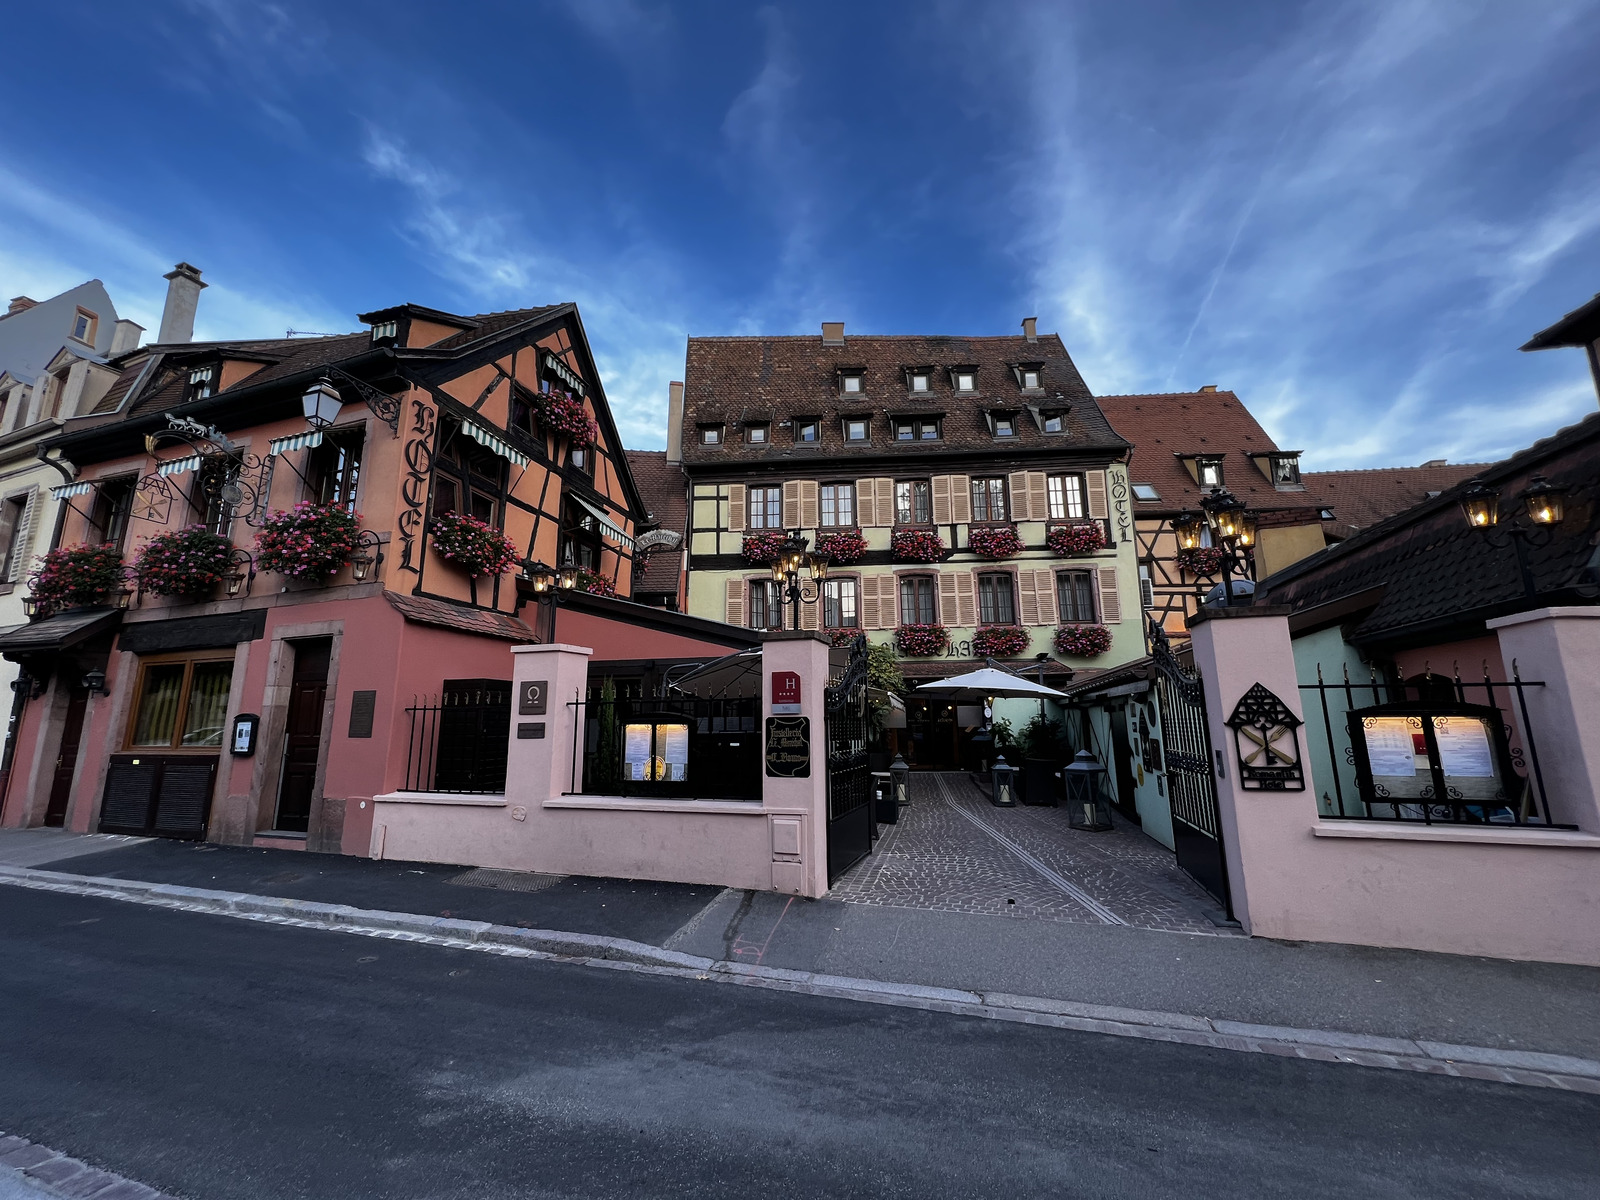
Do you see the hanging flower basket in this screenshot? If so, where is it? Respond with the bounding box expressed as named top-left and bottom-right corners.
top-left (814, 530), bottom-right (866, 564)
top-left (1047, 522), bottom-right (1105, 556)
top-left (573, 568), bottom-right (616, 597)
top-left (1175, 546), bottom-right (1231, 577)
top-left (741, 531), bottom-right (787, 564)
top-left (896, 623), bottom-right (949, 657)
top-left (133, 526), bottom-right (233, 598)
top-left (1054, 623), bottom-right (1114, 658)
top-left (532, 391), bottom-right (597, 447)
top-left (27, 543), bottom-right (127, 615)
top-left (968, 524), bottom-right (1023, 560)
top-left (429, 511), bottom-right (519, 578)
top-left (973, 625), bottom-right (1030, 657)
top-left (255, 502), bottom-right (364, 580)
top-left (891, 529), bottom-right (945, 563)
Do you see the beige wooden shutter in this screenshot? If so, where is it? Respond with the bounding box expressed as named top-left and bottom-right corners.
top-left (856, 477), bottom-right (880, 526)
top-left (1018, 570), bottom-right (1040, 624)
top-left (727, 484), bottom-right (747, 532)
top-left (1034, 569), bottom-right (1058, 626)
top-left (799, 480), bottom-right (819, 529)
top-left (938, 572), bottom-right (958, 628)
top-left (950, 474), bottom-right (972, 523)
top-left (782, 480), bottom-right (801, 528)
top-left (883, 575), bottom-right (900, 627)
top-left (861, 575), bottom-right (881, 630)
top-left (1027, 472), bottom-right (1049, 521)
top-left (6, 489), bottom-right (39, 584)
top-left (955, 571), bottom-right (977, 627)
top-left (725, 577), bottom-right (746, 626)
top-left (1008, 472), bottom-right (1032, 521)
top-left (1097, 566), bottom-right (1122, 624)
top-left (1086, 470), bottom-right (1108, 520)
top-left (875, 479), bottom-right (894, 529)
top-left (931, 476), bottom-right (952, 525)
top-left (800, 589), bottom-right (820, 630)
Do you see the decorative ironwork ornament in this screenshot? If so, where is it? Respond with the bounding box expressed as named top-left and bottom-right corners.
top-left (1225, 682), bottom-right (1305, 791)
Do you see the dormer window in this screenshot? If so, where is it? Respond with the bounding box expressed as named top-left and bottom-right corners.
top-left (988, 411), bottom-right (1018, 438)
top-left (187, 365), bottom-right (215, 401)
top-left (1041, 412), bottom-right (1065, 434)
top-left (71, 308), bottom-right (99, 345)
top-left (906, 368), bottom-right (930, 393)
top-left (699, 424), bottom-right (724, 446)
top-left (745, 423), bottom-right (769, 445)
top-left (1013, 363), bottom-right (1043, 391)
top-left (1269, 453), bottom-right (1301, 488)
top-left (894, 418), bottom-right (941, 441)
top-left (951, 368), bottom-right (977, 393)
top-left (1197, 456), bottom-right (1224, 489)
top-left (843, 417), bottom-right (870, 443)
top-left (839, 370), bottom-right (864, 396)
top-left (370, 320), bottom-right (398, 343)
top-left (795, 418), bottom-right (820, 444)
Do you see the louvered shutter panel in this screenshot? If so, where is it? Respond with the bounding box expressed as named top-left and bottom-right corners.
top-left (856, 478), bottom-right (880, 526)
top-left (938, 573), bottom-right (959, 628)
top-left (1018, 571), bottom-right (1040, 624)
top-left (800, 480), bottom-right (819, 529)
top-left (1097, 566), bottom-right (1122, 624)
top-left (931, 476), bottom-right (952, 524)
top-left (1086, 470), bottom-right (1109, 520)
top-left (875, 479), bottom-right (895, 529)
top-left (950, 475), bottom-right (972, 523)
top-left (884, 575), bottom-right (900, 627)
top-left (1027, 472), bottom-right (1049, 521)
top-left (1008, 472), bottom-right (1032, 521)
top-left (725, 577), bottom-right (746, 626)
top-left (861, 575), bottom-right (881, 630)
top-left (955, 571), bottom-right (977, 627)
top-left (782, 480), bottom-right (801, 528)
top-left (1034, 569), bottom-right (1058, 625)
top-left (6, 489), bottom-right (38, 584)
top-left (727, 484), bottom-right (747, 532)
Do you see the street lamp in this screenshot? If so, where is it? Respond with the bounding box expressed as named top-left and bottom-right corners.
top-left (223, 549), bottom-right (255, 599)
top-left (770, 529), bottom-right (829, 630)
top-left (1459, 481), bottom-right (1500, 529)
top-left (522, 561), bottom-right (557, 594)
top-left (1460, 475), bottom-right (1567, 597)
top-left (1199, 488), bottom-right (1258, 608)
top-left (300, 377), bottom-right (344, 432)
top-left (1172, 510), bottom-right (1205, 551)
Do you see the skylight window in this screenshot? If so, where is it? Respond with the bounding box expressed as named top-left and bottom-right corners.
top-left (1132, 484), bottom-right (1161, 502)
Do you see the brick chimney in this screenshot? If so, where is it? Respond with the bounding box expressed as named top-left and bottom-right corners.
top-left (157, 262), bottom-right (207, 344)
top-left (821, 322), bottom-right (844, 346)
top-left (666, 380), bottom-right (685, 463)
top-left (1022, 316), bottom-right (1037, 343)
top-left (1198, 384), bottom-right (1217, 392)
top-left (7, 297), bottom-right (37, 315)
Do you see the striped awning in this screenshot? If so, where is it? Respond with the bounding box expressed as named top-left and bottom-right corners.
top-left (156, 454), bottom-right (203, 478)
top-left (268, 430), bottom-right (324, 456)
top-left (462, 419), bottom-right (530, 468)
top-left (50, 481), bottom-right (94, 500)
top-left (575, 495), bottom-right (633, 548)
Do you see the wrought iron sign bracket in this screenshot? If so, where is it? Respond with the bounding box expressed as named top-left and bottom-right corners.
top-left (322, 366), bottom-right (402, 436)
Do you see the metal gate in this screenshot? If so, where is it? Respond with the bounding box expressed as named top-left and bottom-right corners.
top-left (1150, 622), bottom-right (1231, 914)
top-left (825, 634), bottom-right (874, 882)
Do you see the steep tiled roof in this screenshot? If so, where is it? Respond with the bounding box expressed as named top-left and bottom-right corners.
top-left (1305, 463), bottom-right (1490, 538)
top-left (385, 591), bottom-right (536, 641)
top-left (625, 449), bottom-right (686, 595)
top-left (1095, 390), bottom-right (1322, 517)
top-left (428, 304), bottom-right (567, 351)
top-left (681, 332), bottom-right (1123, 465)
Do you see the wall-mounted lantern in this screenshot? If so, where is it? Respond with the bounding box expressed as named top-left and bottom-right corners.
top-left (349, 530), bottom-right (385, 583)
top-left (300, 377), bottom-right (344, 432)
top-left (82, 668), bottom-right (111, 696)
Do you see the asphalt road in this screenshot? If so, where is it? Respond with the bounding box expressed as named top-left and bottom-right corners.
top-left (0, 887), bottom-right (1595, 1200)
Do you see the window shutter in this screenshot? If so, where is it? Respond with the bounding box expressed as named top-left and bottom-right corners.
top-left (955, 571), bottom-right (977, 627)
top-left (1018, 570), bottom-right (1039, 624)
top-left (800, 480), bottom-right (819, 528)
top-left (1097, 566), bottom-right (1122, 624)
top-left (931, 476), bottom-right (952, 524)
top-left (1027, 472), bottom-right (1049, 521)
top-left (6, 489), bottom-right (38, 583)
top-left (725, 577), bottom-right (746, 626)
top-left (938, 572), bottom-right (958, 628)
top-left (1034, 569), bottom-right (1058, 626)
top-left (800, 590), bottom-right (820, 630)
top-left (950, 475), bottom-right (972, 523)
top-left (885, 575), bottom-right (901, 627)
top-left (856, 477), bottom-right (880, 527)
top-left (875, 478), bottom-right (894, 529)
top-left (727, 484), bottom-right (746, 532)
top-left (861, 575), bottom-right (881, 630)
top-left (782, 480), bottom-right (801, 528)
top-left (1086, 470), bottom-right (1108, 520)
top-left (1008, 472), bottom-right (1032, 521)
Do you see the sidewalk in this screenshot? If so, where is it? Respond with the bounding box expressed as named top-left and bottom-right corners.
top-left (4, 829), bottom-right (1598, 1063)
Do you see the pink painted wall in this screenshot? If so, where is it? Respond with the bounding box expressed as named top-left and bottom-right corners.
top-left (555, 606), bottom-right (746, 662)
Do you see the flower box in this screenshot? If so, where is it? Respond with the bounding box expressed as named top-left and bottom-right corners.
top-left (973, 625), bottom-right (1030, 657)
top-left (1175, 546), bottom-right (1231, 577)
top-left (133, 526), bottom-right (233, 598)
top-left (827, 627), bottom-right (862, 648)
top-left (741, 531), bottom-right (787, 564)
top-left (430, 511), bottom-right (520, 578)
top-left (895, 623), bottom-right (949, 657)
top-left (1054, 623), bottom-right (1114, 658)
top-left (890, 529), bottom-right (945, 563)
top-left (968, 524), bottom-right (1023, 560)
top-left (255, 502), bottom-right (363, 580)
top-left (533, 390), bottom-right (597, 447)
top-left (814, 530), bottom-right (866, 564)
top-left (573, 568), bottom-right (616, 597)
top-left (1047, 522), bottom-right (1106, 556)
top-left (27, 543), bottom-right (126, 615)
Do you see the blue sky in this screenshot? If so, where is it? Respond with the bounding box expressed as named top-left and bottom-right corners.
top-left (3, 1), bottom-right (1598, 466)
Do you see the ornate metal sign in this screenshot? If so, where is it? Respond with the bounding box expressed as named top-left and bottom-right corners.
top-left (1225, 683), bottom-right (1305, 791)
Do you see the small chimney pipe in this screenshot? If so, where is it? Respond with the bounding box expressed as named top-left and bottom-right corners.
top-left (7, 297), bottom-right (37, 316)
top-left (157, 262), bottom-right (206, 344)
top-left (109, 319), bottom-right (144, 358)
top-left (821, 322), bottom-right (845, 346)
top-left (666, 381), bottom-right (685, 463)
top-left (1022, 316), bottom-right (1037, 343)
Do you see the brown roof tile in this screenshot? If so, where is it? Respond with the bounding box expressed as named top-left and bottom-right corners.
top-left (385, 591), bottom-right (536, 641)
top-left (1304, 463), bottom-right (1492, 537)
top-left (624, 450), bottom-right (686, 594)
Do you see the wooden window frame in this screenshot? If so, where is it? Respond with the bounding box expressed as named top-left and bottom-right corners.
top-left (970, 476), bottom-right (1008, 523)
top-left (794, 419), bottom-right (821, 444)
top-left (1056, 569), bottom-right (1098, 623)
top-left (748, 485), bottom-right (783, 529)
top-left (306, 425), bottom-right (365, 511)
top-left (895, 479), bottom-right (932, 526)
top-left (123, 652), bottom-right (237, 753)
top-left (70, 308), bottom-right (99, 346)
top-left (898, 574), bottom-right (937, 626)
top-left (977, 571), bottom-right (1018, 625)
top-left (819, 482), bottom-right (856, 528)
top-left (1047, 473), bottom-right (1087, 521)
top-left (823, 577), bottom-right (859, 629)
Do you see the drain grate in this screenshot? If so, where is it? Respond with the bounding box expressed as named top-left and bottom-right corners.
top-left (446, 867), bottom-right (566, 894)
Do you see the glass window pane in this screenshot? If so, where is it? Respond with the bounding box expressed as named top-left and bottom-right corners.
top-left (131, 664), bottom-right (186, 747)
top-left (181, 662), bottom-right (235, 747)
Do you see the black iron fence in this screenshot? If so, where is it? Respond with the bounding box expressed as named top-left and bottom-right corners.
top-left (1301, 662), bottom-right (1559, 827)
top-left (573, 694), bottom-right (761, 800)
top-left (404, 682), bottom-right (511, 794)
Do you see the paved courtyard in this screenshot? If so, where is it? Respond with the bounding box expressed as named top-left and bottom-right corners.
top-left (830, 771), bottom-right (1237, 936)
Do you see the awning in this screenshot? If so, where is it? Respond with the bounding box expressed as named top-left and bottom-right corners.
top-left (0, 607), bottom-right (122, 657)
top-left (268, 430), bottom-right (324, 456)
top-left (50, 481), bottom-right (94, 500)
top-left (156, 454), bottom-right (202, 478)
top-left (666, 648), bottom-right (761, 698)
top-left (575, 495), bottom-right (633, 548)
top-left (462, 419), bottom-right (530, 468)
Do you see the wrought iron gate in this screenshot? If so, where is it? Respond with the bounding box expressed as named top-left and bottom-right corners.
top-left (825, 634), bottom-right (874, 882)
top-left (1150, 622), bottom-right (1231, 914)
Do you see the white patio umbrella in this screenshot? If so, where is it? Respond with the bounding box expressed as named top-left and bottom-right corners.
top-left (915, 667), bottom-right (1070, 701)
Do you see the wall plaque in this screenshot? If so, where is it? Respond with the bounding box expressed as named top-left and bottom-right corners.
top-left (1225, 683), bottom-right (1305, 791)
top-left (771, 671), bottom-right (802, 715)
top-left (519, 680), bottom-right (548, 716)
top-left (517, 722), bottom-right (546, 740)
top-left (764, 716), bottom-right (810, 778)
top-left (348, 690), bottom-right (377, 739)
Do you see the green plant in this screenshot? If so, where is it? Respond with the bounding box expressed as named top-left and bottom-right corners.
top-left (27, 543), bottom-right (126, 614)
top-left (990, 718), bottom-right (1018, 753)
top-left (255, 502), bottom-right (363, 579)
top-left (429, 511), bottom-right (520, 578)
top-left (133, 526), bottom-right (233, 597)
top-left (1019, 713), bottom-right (1066, 758)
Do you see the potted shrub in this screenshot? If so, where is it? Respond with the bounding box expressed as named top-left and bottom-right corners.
top-left (890, 529), bottom-right (945, 562)
top-left (895, 623), bottom-right (949, 657)
top-left (1054, 623), bottom-right (1114, 658)
top-left (1175, 546), bottom-right (1231, 577)
top-left (1047, 522), bottom-right (1105, 556)
top-left (741, 530), bottom-right (787, 564)
top-left (973, 625), bottom-right (1030, 657)
top-left (532, 390), bottom-right (597, 446)
top-left (255, 502), bottom-right (363, 581)
top-left (132, 526), bottom-right (233, 598)
top-left (968, 525), bottom-right (1023, 560)
top-left (814, 529), bottom-right (866, 564)
top-left (429, 511), bottom-right (519, 578)
top-left (27, 544), bottom-right (126, 615)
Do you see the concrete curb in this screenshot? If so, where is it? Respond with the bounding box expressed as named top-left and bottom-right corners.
top-left (0, 1130), bottom-right (177, 1199)
top-left (4, 864), bottom-right (1598, 1094)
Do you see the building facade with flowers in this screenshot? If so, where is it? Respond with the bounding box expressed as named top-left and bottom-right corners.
top-left (674, 320), bottom-right (1142, 769)
top-left (0, 297), bottom-right (715, 852)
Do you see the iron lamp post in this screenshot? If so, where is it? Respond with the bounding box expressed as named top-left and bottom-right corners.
top-left (1199, 488), bottom-right (1258, 608)
top-left (770, 529), bottom-right (829, 630)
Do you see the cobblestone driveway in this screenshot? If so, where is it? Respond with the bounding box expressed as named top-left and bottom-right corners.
top-left (829, 771), bottom-right (1236, 935)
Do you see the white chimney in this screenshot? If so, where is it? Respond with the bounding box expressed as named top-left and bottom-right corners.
top-left (109, 319), bottom-right (144, 358)
top-left (821, 321), bottom-right (845, 346)
top-left (666, 380), bottom-right (685, 463)
top-left (157, 262), bottom-right (206, 344)
top-left (1022, 316), bottom-right (1037, 343)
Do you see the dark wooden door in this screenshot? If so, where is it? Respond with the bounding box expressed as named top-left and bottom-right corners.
top-left (273, 639), bottom-right (331, 833)
top-left (44, 690), bottom-right (89, 827)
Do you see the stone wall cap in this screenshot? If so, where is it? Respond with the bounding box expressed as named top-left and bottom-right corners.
top-left (759, 630), bottom-right (833, 643)
top-left (1486, 606), bottom-right (1600, 630)
top-left (510, 642), bottom-right (595, 655)
top-left (1186, 604), bottom-right (1294, 627)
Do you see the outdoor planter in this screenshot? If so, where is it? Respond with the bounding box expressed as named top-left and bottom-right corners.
top-left (814, 530), bottom-right (866, 564)
top-left (826, 627), bottom-right (861, 648)
top-left (1047, 522), bottom-right (1105, 556)
top-left (532, 390), bottom-right (597, 447)
top-left (973, 624), bottom-right (1030, 657)
top-left (891, 529), bottom-right (945, 563)
top-left (968, 524), bottom-right (1023, 560)
top-left (741, 530), bottom-right (787, 564)
top-left (573, 568), bottom-right (616, 597)
top-left (429, 511), bottom-right (519, 578)
top-left (26, 543), bottom-right (127, 616)
top-left (255, 501), bottom-right (363, 581)
top-left (1054, 623), bottom-right (1114, 658)
top-left (1175, 546), bottom-right (1231, 577)
top-left (132, 526), bottom-right (233, 599)
top-left (896, 623), bottom-right (948, 657)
